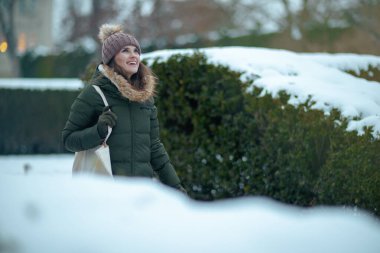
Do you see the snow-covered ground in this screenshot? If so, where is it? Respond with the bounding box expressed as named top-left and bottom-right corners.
top-left (0, 154), bottom-right (73, 176)
top-left (1, 154), bottom-right (380, 253)
top-left (0, 78), bottom-right (82, 90)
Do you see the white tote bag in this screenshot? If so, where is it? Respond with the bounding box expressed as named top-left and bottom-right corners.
top-left (72, 85), bottom-right (113, 177)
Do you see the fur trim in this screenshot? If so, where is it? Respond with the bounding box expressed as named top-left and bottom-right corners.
top-left (98, 24), bottom-right (123, 43)
top-left (98, 64), bottom-right (156, 103)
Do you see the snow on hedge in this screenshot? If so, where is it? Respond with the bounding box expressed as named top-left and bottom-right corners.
top-left (144, 46), bottom-right (380, 137)
top-left (0, 173), bottom-right (380, 253)
top-left (0, 78), bottom-right (83, 90)
top-left (299, 52), bottom-right (380, 74)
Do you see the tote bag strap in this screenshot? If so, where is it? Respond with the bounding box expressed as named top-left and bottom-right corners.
top-left (92, 85), bottom-right (112, 143)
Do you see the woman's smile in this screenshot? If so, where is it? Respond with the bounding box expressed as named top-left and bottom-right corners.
top-left (114, 45), bottom-right (140, 78)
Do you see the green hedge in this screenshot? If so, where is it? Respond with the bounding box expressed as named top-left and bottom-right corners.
top-left (316, 132), bottom-right (380, 214)
top-left (0, 88), bottom-right (79, 154)
top-left (149, 53), bottom-right (380, 216)
top-left (346, 65), bottom-right (380, 82)
top-left (20, 47), bottom-right (95, 78)
top-left (2, 52), bottom-right (379, 217)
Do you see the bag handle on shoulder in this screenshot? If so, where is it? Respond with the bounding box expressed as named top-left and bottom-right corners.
top-left (92, 85), bottom-right (112, 143)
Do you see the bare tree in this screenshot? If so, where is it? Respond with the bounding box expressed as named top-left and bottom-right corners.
top-left (210, 0), bottom-right (380, 53)
top-left (124, 0), bottom-right (232, 49)
top-left (344, 0), bottom-right (380, 43)
top-left (280, 0), bottom-right (301, 39)
top-left (125, 0), bottom-right (144, 39)
top-left (217, 0), bottom-right (271, 34)
top-left (0, 0), bottom-right (20, 77)
top-left (62, 0), bottom-right (118, 44)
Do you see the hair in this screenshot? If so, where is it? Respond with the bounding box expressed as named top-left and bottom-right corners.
top-left (108, 60), bottom-right (156, 90)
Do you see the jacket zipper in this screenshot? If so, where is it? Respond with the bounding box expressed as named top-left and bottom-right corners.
top-left (129, 103), bottom-right (134, 175)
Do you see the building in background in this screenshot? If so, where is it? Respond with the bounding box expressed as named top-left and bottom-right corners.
top-left (0, 0), bottom-right (54, 77)
top-left (15, 0), bottom-right (54, 53)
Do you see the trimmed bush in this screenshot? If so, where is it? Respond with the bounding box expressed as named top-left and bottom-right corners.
top-left (20, 47), bottom-right (95, 78)
top-left (345, 65), bottom-right (380, 82)
top-left (2, 52), bottom-right (379, 217)
top-left (0, 88), bottom-right (80, 154)
top-left (149, 53), bottom-right (380, 216)
top-left (316, 130), bottom-right (380, 214)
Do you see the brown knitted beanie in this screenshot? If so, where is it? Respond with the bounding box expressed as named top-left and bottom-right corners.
top-left (98, 24), bottom-right (141, 64)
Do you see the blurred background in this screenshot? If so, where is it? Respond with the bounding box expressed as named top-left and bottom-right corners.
top-left (1, 0), bottom-right (380, 78)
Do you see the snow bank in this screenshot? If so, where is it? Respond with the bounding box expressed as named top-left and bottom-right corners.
top-left (0, 78), bottom-right (83, 90)
top-left (144, 47), bottom-right (380, 137)
top-left (299, 52), bottom-right (380, 74)
top-left (0, 174), bottom-right (379, 253)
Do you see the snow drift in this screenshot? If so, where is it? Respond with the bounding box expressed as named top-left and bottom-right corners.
top-left (0, 174), bottom-right (379, 253)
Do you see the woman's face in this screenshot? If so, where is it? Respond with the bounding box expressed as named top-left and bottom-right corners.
top-left (113, 45), bottom-right (140, 79)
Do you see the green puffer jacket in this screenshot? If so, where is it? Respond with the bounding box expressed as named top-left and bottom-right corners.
top-left (62, 64), bottom-right (181, 188)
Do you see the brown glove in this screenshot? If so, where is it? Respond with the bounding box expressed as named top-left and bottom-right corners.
top-left (97, 106), bottom-right (117, 138)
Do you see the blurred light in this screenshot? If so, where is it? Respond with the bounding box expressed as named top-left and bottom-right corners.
top-left (18, 33), bottom-right (26, 54)
top-left (0, 41), bottom-right (7, 53)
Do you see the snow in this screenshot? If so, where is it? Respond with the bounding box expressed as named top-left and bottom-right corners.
top-left (0, 78), bottom-right (83, 90)
top-left (299, 52), bottom-right (380, 74)
top-left (0, 154), bottom-right (73, 175)
top-left (142, 46), bottom-right (380, 137)
top-left (1, 154), bottom-right (380, 253)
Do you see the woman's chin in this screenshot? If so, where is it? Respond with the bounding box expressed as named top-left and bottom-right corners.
top-left (120, 66), bottom-right (138, 77)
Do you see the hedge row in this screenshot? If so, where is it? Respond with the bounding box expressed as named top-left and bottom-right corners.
top-left (1, 52), bottom-right (379, 217)
top-left (0, 89), bottom-right (79, 154)
top-left (149, 53), bottom-right (380, 216)
top-left (21, 47), bottom-right (95, 78)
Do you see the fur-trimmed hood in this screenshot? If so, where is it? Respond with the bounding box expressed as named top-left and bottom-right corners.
top-left (98, 64), bottom-right (156, 103)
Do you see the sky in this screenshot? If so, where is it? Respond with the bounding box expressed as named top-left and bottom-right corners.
top-left (0, 155), bottom-right (380, 253)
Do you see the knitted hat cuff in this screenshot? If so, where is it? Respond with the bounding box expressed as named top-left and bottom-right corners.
top-left (100, 27), bottom-right (141, 64)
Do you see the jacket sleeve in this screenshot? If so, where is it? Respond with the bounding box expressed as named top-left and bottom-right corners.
top-left (62, 85), bottom-right (105, 152)
top-left (150, 105), bottom-right (181, 188)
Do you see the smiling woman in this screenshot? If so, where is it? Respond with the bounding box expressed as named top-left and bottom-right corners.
top-left (62, 24), bottom-right (186, 193)
top-left (112, 45), bottom-right (140, 79)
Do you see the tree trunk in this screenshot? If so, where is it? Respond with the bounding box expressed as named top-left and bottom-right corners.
top-left (0, 0), bottom-right (20, 77)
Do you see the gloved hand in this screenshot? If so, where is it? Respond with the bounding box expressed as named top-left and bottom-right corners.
top-left (97, 106), bottom-right (117, 138)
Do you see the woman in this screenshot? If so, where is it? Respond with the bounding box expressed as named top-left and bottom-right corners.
top-left (62, 24), bottom-right (185, 193)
